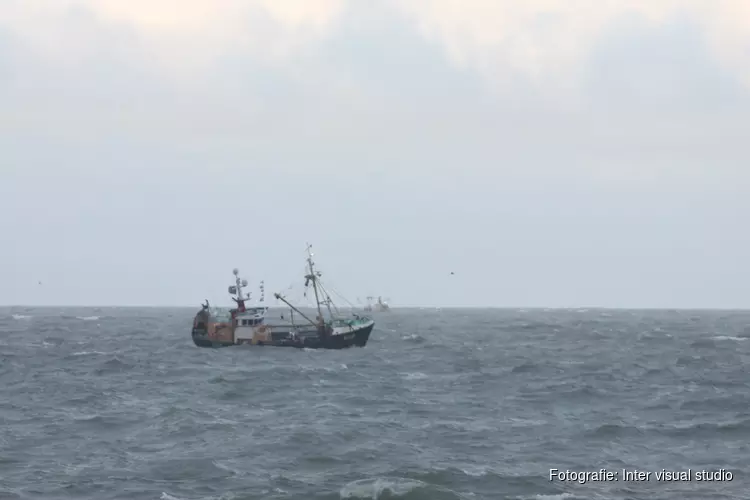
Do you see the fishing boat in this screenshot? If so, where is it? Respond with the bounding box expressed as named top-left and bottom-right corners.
top-left (190, 245), bottom-right (375, 349)
top-left (362, 295), bottom-right (389, 312)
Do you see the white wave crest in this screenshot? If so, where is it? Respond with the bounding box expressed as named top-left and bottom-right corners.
top-left (340, 478), bottom-right (424, 499)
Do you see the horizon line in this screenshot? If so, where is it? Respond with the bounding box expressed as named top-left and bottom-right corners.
top-left (2, 304), bottom-right (749, 312)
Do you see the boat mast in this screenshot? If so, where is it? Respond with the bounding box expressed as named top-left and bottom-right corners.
top-left (323, 295), bottom-right (335, 319)
top-left (231, 268), bottom-right (249, 311)
top-left (305, 244), bottom-right (324, 322)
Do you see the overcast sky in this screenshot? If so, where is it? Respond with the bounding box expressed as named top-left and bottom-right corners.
top-left (1, 1), bottom-right (749, 308)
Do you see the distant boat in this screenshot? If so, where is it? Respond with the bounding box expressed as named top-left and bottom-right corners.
top-left (191, 245), bottom-right (375, 349)
top-left (363, 295), bottom-right (389, 312)
top-left (375, 296), bottom-right (390, 312)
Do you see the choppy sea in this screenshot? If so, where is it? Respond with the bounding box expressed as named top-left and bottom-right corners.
top-left (1, 307), bottom-right (749, 500)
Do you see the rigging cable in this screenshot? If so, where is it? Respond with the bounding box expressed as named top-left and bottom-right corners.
top-left (321, 280), bottom-right (358, 311)
top-left (316, 281), bottom-right (341, 316)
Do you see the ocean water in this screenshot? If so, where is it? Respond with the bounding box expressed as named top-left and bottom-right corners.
top-left (1, 307), bottom-right (749, 500)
